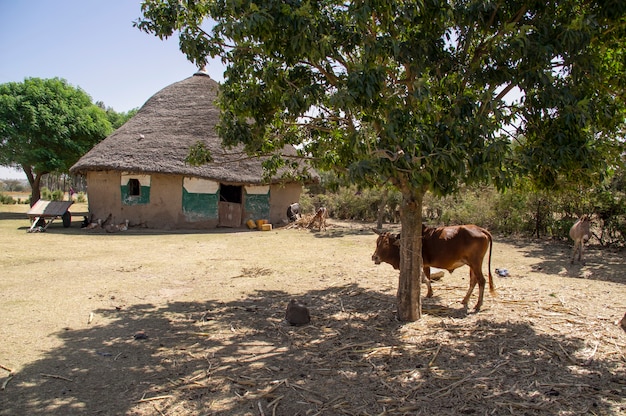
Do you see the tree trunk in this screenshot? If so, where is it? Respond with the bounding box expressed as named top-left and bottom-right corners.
top-left (23, 165), bottom-right (42, 206)
top-left (396, 186), bottom-right (425, 322)
top-left (31, 175), bottom-right (42, 205)
top-left (534, 199), bottom-right (541, 238)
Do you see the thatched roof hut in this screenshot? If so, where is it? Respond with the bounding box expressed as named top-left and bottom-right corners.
top-left (70, 71), bottom-right (315, 229)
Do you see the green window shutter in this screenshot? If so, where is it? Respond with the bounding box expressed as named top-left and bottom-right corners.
top-left (121, 175), bottom-right (150, 205)
top-left (245, 186), bottom-right (270, 220)
top-left (182, 178), bottom-right (219, 220)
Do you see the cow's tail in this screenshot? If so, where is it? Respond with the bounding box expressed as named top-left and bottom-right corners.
top-left (486, 230), bottom-right (496, 296)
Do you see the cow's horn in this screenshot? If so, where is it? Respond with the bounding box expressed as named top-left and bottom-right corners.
top-left (371, 228), bottom-right (383, 235)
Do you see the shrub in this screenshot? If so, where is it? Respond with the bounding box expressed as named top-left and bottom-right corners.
top-left (51, 190), bottom-right (64, 201)
top-left (302, 167), bottom-right (625, 245)
top-left (40, 187), bottom-right (64, 201)
top-left (0, 193), bottom-right (16, 204)
top-left (491, 190), bottom-right (529, 235)
top-left (302, 185), bottom-right (392, 221)
top-left (41, 187), bottom-right (52, 200)
top-left (423, 187), bottom-right (497, 229)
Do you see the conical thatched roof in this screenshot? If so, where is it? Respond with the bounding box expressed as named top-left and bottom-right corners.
top-left (71, 71), bottom-right (314, 184)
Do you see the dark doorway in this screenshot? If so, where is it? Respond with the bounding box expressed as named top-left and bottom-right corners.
top-left (218, 184), bottom-right (242, 227)
top-left (219, 184), bottom-right (242, 203)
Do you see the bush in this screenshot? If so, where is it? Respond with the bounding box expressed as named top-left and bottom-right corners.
top-left (51, 190), bottom-right (64, 201)
top-left (41, 187), bottom-right (52, 200)
top-left (302, 167), bottom-right (625, 245)
top-left (424, 187), bottom-right (497, 228)
top-left (301, 185), bottom-right (394, 222)
top-left (491, 190), bottom-right (530, 235)
top-left (0, 193), bottom-right (17, 204)
top-left (40, 187), bottom-right (64, 201)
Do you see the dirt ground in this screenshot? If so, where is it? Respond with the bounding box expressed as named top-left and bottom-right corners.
top-left (0, 203), bottom-right (624, 416)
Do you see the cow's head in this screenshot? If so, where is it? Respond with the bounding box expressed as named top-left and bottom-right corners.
top-left (371, 229), bottom-right (401, 269)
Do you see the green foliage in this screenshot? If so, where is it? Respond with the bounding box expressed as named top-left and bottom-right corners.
top-left (301, 169), bottom-right (402, 222)
top-left (40, 187), bottom-right (51, 201)
top-left (423, 187), bottom-right (497, 228)
top-left (0, 78), bottom-right (112, 174)
top-left (0, 193), bottom-right (16, 205)
top-left (51, 190), bottom-right (64, 201)
top-left (303, 187), bottom-right (393, 223)
top-left (40, 187), bottom-right (63, 201)
top-left (135, 1), bottom-right (626, 221)
top-left (137, 0), bottom-right (625, 198)
top-left (308, 168), bottom-right (626, 246)
top-left (588, 165), bottom-right (626, 246)
top-left (0, 78), bottom-right (112, 203)
top-left (185, 141), bottom-right (214, 166)
top-left (491, 191), bottom-right (531, 235)
top-left (96, 101), bottom-right (138, 129)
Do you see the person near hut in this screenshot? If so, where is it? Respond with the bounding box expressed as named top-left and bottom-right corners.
top-left (286, 202), bottom-right (301, 222)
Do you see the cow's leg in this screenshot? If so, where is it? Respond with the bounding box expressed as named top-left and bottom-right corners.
top-left (422, 267), bottom-right (433, 298)
top-left (461, 270), bottom-right (477, 307)
top-left (571, 240), bottom-right (582, 264)
top-left (473, 269), bottom-right (487, 311)
top-left (462, 268), bottom-right (486, 311)
top-left (579, 240), bottom-right (585, 264)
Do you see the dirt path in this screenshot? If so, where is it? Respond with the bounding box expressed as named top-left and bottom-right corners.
top-left (0, 205), bottom-right (624, 415)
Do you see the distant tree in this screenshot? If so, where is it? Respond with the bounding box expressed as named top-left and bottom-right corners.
top-left (137, 0), bottom-right (626, 320)
top-left (0, 78), bottom-right (112, 204)
top-left (0, 179), bottom-right (27, 192)
top-left (96, 101), bottom-right (139, 130)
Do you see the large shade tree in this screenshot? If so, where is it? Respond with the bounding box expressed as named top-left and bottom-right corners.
top-left (0, 77), bottom-right (112, 203)
top-left (136, 0), bottom-right (625, 321)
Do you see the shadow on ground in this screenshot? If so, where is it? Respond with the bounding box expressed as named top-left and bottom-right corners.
top-left (504, 236), bottom-right (625, 285)
top-left (9, 215), bottom-right (384, 240)
top-left (1, 283), bottom-right (624, 415)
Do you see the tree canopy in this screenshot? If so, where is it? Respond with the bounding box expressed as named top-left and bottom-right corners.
top-left (95, 101), bottom-right (139, 130)
top-left (0, 77), bottom-right (112, 203)
top-left (136, 0), bottom-right (626, 320)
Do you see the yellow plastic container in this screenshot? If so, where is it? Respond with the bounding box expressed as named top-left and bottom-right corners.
top-left (246, 219), bottom-right (257, 229)
top-left (256, 219), bottom-right (266, 229)
top-left (261, 223), bottom-right (273, 231)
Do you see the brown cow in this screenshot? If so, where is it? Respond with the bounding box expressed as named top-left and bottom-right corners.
top-left (372, 224), bottom-right (495, 311)
top-left (570, 215), bottom-right (591, 264)
top-left (371, 228), bottom-right (435, 298)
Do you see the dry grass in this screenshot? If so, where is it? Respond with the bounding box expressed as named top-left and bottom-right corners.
top-left (0, 203), bottom-right (625, 415)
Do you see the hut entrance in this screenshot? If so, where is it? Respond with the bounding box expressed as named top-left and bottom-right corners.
top-left (218, 184), bottom-right (242, 227)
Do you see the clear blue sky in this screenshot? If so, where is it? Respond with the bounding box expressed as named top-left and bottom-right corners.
top-left (0, 0), bottom-right (225, 180)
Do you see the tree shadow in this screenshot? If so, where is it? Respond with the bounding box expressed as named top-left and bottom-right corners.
top-left (0, 212), bottom-right (29, 221)
top-left (422, 298), bottom-right (474, 319)
top-left (13, 221), bottom-right (274, 236)
top-left (1, 283), bottom-right (624, 415)
top-left (500, 236), bottom-right (625, 285)
top-left (310, 226), bottom-right (376, 239)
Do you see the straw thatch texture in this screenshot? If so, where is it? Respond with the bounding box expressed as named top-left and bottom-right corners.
top-left (70, 72), bottom-right (310, 184)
